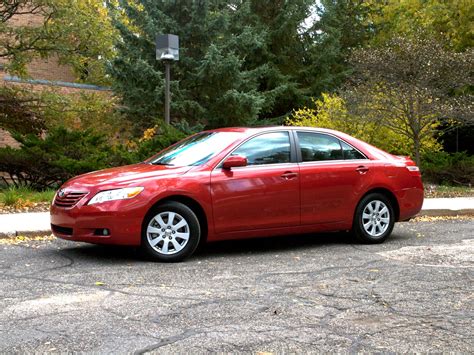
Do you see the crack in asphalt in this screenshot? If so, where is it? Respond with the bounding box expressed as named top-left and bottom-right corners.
top-left (133, 329), bottom-right (201, 354)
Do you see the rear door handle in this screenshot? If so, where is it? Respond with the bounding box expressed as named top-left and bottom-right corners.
top-left (281, 171), bottom-right (298, 180)
top-left (356, 165), bottom-right (369, 174)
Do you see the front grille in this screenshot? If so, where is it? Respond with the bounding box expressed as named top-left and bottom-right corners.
top-left (51, 224), bottom-right (73, 235)
top-left (54, 191), bottom-right (88, 208)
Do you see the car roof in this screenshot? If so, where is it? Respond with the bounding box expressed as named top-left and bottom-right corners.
top-left (204, 126), bottom-right (394, 161)
top-left (205, 126), bottom-right (342, 136)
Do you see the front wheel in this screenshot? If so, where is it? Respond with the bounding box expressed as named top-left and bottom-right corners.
top-left (141, 201), bottom-right (201, 262)
top-left (352, 193), bottom-right (395, 243)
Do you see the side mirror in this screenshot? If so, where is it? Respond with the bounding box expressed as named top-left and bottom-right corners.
top-left (223, 155), bottom-right (247, 169)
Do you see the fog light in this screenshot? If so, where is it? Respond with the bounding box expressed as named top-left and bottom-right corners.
top-left (94, 228), bottom-right (110, 236)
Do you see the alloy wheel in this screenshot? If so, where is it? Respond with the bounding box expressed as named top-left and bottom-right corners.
top-left (361, 200), bottom-right (390, 237)
top-left (146, 211), bottom-right (190, 255)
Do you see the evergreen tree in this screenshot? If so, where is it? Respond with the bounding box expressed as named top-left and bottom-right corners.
top-left (302, 0), bottom-right (372, 95)
top-left (108, 1), bottom-right (256, 129)
top-left (242, 0), bottom-right (314, 120)
top-left (107, 0), bottom-right (315, 129)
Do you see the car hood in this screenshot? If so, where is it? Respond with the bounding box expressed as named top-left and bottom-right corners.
top-left (64, 163), bottom-right (192, 189)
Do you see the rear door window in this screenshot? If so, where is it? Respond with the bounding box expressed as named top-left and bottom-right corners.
top-left (297, 132), bottom-right (343, 161)
top-left (341, 141), bottom-right (366, 160)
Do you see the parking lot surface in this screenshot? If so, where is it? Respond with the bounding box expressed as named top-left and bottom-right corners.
top-left (0, 218), bottom-right (473, 353)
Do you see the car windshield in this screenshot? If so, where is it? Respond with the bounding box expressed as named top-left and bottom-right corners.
top-left (147, 131), bottom-right (243, 167)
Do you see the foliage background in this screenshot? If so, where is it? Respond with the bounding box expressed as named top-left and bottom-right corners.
top-left (0, 0), bottom-right (473, 188)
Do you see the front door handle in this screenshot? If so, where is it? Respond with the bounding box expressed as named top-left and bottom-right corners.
top-left (281, 171), bottom-right (298, 180)
top-left (356, 165), bottom-right (369, 174)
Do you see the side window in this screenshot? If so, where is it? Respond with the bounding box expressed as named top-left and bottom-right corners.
top-left (297, 132), bottom-right (343, 161)
top-left (232, 132), bottom-right (291, 166)
top-left (341, 141), bottom-right (366, 160)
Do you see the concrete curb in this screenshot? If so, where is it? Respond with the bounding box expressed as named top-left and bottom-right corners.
top-left (0, 209), bottom-right (472, 239)
top-left (0, 211), bottom-right (50, 239)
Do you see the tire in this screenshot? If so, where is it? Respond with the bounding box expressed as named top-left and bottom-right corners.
top-left (141, 201), bottom-right (201, 262)
top-left (352, 193), bottom-right (395, 243)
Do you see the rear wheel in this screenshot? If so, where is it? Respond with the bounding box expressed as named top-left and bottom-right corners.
top-left (353, 193), bottom-right (395, 243)
top-left (141, 201), bottom-right (201, 262)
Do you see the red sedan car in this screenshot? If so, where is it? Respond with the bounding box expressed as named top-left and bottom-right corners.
top-left (51, 127), bottom-right (423, 262)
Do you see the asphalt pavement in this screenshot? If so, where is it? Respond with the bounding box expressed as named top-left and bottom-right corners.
top-left (0, 218), bottom-right (472, 352)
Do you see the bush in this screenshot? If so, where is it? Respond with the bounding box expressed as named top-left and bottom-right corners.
top-left (131, 124), bottom-right (187, 162)
top-left (0, 86), bottom-right (46, 135)
top-left (0, 127), bottom-right (126, 189)
top-left (0, 125), bottom-right (187, 189)
top-left (421, 151), bottom-right (474, 185)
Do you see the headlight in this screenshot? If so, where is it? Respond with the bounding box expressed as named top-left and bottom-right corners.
top-left (88, 187), bottom-right (144, 205)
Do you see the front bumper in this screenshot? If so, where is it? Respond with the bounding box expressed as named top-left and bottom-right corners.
top-left (50, 198), bottom-right (146, 246)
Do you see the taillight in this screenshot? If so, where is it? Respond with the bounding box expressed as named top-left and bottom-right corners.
top-left (399, 156), bottom-right (421, 175)
top-left (405, 164), bottom-right (421, 177)
top-left (394, 155), bottom-right (421, 176)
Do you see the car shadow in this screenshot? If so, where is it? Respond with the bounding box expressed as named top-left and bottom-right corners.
top-left (59, 243), bottom-right (142, 263)
top-left (57, 231), bottom-right (355, 263)
top-left (194, 231), bottom-right (353, 260)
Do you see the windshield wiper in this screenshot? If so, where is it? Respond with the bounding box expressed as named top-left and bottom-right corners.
top-left (151, 161), bottom-right (175, 166)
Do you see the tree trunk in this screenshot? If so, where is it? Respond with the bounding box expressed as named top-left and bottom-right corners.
top-left (413, 135), bottom-right (421, 166)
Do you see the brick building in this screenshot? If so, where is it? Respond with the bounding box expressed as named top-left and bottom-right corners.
top-left (0, 7), bottom-right (77, 83)
top-left (0, 9), bottom-right (109, 148)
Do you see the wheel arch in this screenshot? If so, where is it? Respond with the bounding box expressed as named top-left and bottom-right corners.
top-left (358, 188), bottom-right (400, 222)
top-left (143, 194), bottom-right (209, 243)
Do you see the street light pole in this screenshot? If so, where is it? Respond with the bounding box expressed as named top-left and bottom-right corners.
top-left (164, 61), bottom-right (171, 125)
top-left (156, 34), bottom-right (179, 125)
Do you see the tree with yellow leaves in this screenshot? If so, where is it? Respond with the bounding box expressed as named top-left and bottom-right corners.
top-left (367, 0), bottom-right (473, 51)
top-left (0, 0), bottom-right (116, 84)
top-left (287, 92), bottom-right (437, 157)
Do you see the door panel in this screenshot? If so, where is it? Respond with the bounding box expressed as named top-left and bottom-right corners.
top-left (295, 131), bottom-right (372, 224)
top-left (299, 161), bottom-right (373, 224)
top-left (211, 131), bottom-right (300, 234)
top-left (211, 164), bottom-right (300, 233)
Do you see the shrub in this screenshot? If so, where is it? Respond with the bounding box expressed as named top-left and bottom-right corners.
top-left (132, 124), bottom-right (187, 161)
top-left (421, 151), bottom-right (474, 185)
top-left (0, 127), bottom-right (124, 189)
top-left (0, 86), bottom-right (46, 135)
top-left (172, 119), bottom-right (204, 136)
top-left (0, 124), bottom-right (188, 189)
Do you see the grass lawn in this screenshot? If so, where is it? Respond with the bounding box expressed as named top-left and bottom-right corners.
top-left (0, 187), bottom-right (56, 208)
